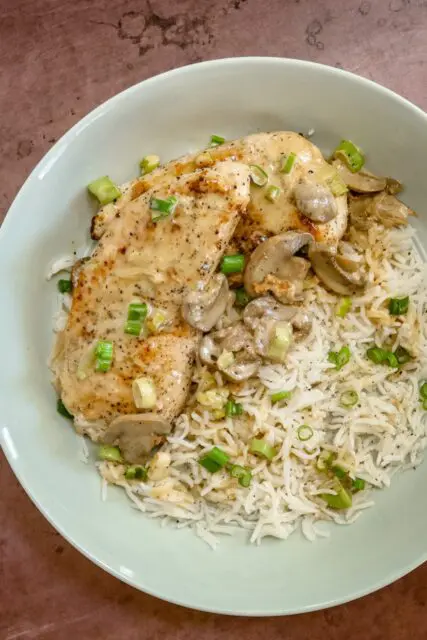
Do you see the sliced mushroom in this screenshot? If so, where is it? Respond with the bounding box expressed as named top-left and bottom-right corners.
top-left (221, 357), bottom-right (261, 382)
top-left (243, 296), bottom-right (312, 339)
top-left (104, 413), bottom-right (171, 464)
top-left (214, 323), bottom-right (256, 355)
top-left (349, 192), bottom-right (413, 230)
top-left (244, 232), bottom-right (313, 304)
top-left (332, 159), bottom-right (387, 193)
top-left (182, 273), bottom-right (229, 332)
top-left (309, 242), bottom-right (367, 295)
top-left (199, 335), bottom-right (221, 365)
top-left (386, 177), bottom-right (403, 195)
top-left (294, 181), bottom-right (338, 223)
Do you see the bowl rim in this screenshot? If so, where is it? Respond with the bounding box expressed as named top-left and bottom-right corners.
top-left (2, 56), bottom-right (427, 616)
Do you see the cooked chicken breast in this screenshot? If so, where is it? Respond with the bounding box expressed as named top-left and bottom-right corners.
top-left (52, 161), bottom-right (251, 439)
top-left (92, 132), bottom-right (347, 251)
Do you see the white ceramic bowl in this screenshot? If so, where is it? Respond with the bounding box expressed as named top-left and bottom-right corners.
top-left (2, 58), bottom-right (427, 616)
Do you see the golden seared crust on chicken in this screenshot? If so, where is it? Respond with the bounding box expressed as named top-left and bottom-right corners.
top-left (91, 132), bottom-right (348, 250)
top-left (52, 161), bottom-right (251, 438)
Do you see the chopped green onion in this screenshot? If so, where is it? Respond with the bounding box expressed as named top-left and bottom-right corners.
top-left (199, 446), bottom-right (230, 473)
top-left (249, 164), bottom-right (269, 187)
top-left (352, 477), bottom-right (365, 491)
top-left (420, 382), bottom-right (427, 400)
top-left (332, 465), bottom-right (347, 479)
top-left (132, 377), bottom-right (157, 409)
top-left (128, 302), bottom-right (148, 322)
top-left (234, 287), bottom-right (251, 307)
top-left (88, 176), bottom-right (121, 205)
top-left (271, 390), bottom-right (292, 404)
top-left (366, 347), bottom-right (398, 368)
top-left (225, 400), bottom-right (243, 417)
top-left (336, 297), bottom-right (352, 318)
top-left (265, 185), bottom-right (281, 202)
top-left (124, 320), bottom-right (142, 336)
top-left (210, 134), bottom-right (225, 146)
top-left (139, 155), bottom-right (160, 175)
top-left (423, 399), bottom-right (427, 411)
top-left (267, 321), bottom-right (293, 363)
top-left (316, 450), bottom-right (335, 472)
top-left (229, 464), bottom-right (252, 487)
top-left (57, 398), bottom-right (73, 419)
top-left (95, 340), bottom-right (114, 373)
top-left (280, 152), bottom-right (296, 174)
top-left (150, 196), bottom-right (178, 221)
top-left (328, 173), bottom-right (348, 197)
top-left (333, 140), bottom-right (364, 173)
top-left (249, 438), bottom-right (276, 461)
top-left (388, 296), bottom-right (409, 316)
top-left (125, 465), bottom-right (147, 480)
top-left (340, 389), bottom-right (359, 408)
top-left (297, 424), bottom-right (313, 441)
top-left (395, 345), bottom-right (412, 366)
top-left (321, 482), bottom-right (352, 509)
top-left (58, 279), bottom-right (73, 294)
top-left (220, 254), bottom-right (245, 274)
top-left (98, 444), bottom-right (123, 463)
top-left (328, 346), bottom-right (351, 371)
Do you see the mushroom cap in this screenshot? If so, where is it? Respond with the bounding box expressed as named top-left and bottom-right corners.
top-left (332, 159), bottom-right (387, 193)
top-left (182, 273), bottom-right (229, 332)
top-left (349, 192), bottom-right (413, 230)
top-left (104, 413), bottom-right (171, 464)
top-left (244, 232), bottom-right (313, 303)
top-left (294, 181), bottom-right (338, 223)
top-left (309, 242), bottom-right (367, 295)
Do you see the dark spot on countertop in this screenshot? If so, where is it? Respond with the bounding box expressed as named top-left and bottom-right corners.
top-left (55, 545), bottom-right (64, 555)
top-left (359, 1), bottom-right (371, 15)
top-left (306, 19), bottom-right (324, 49)
top-left (17, 139), bottom-right (33, 159)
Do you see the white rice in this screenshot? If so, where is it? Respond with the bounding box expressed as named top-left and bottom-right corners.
top-left (63, 224), bottom-right (427, 547)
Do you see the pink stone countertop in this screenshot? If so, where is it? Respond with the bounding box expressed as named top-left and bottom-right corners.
top-left (1, 0), bottom-right (427, 637)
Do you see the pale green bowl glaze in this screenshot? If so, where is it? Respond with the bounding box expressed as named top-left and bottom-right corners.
top-left (1, 58), bottom-right (427, 616)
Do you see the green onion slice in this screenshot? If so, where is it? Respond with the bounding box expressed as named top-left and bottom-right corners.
top-left (336, 297), bottom-right (352, 318)
top-left (150, 196), bottom-right (178, 221)
top-left (220, 254), bottom-right (245, 274)
top-left (249, 164), bottom-right (269, 187)
top-left (328, 173), bottom-right (348, 197)
top-left (58, 279), bottom-right (73, 294)
top-left (229, 464), bottom-right (252, 488)
top-left (199, 446), bottom-right (230, 473)
top-left (423, 399), bottom-right (427, 411)
top-left (139, 155), bottom-right (160, 175)
top-left (420, 382), bottom-right (427, 400)
top-left (125, 465), bottom-right (147, 480)
top-left (366, 347), bottom-right (398, 368)
top-left (265, 185), bottom-right (281, 202)
top-left (249, 438), bottom-right (276, 461)
top-left (333, 140), bottom-right (364, 173)
top-left (332, 465), bottom-right (347, 479)
top-left (88, 176), bottom-right (121, 205)
top-left (352, 477), bottom-right (365, 491)
top-left (321, 482), bottom-right (352, 509)
top-left (98, 444), bottom-right (123, 463)
top-left (57, 398), bottom-right (73, 419)
top-left (388, 296), bottom-right (409, 316)
top-left (210, 134), bottom-right (225, 146)
top-left (124, 320), bottom-right (142, 336)
top-left (95, 340), bottom-right (114, 373)
top-left (280, 152), bottom-right (296, 174)
top-left (340, 389), bottom-right (359, 408)
top-left (125, 302), bottom-right (148, 336)
top-left (271, 390), bottom-right (292, 404)
top-left (225, 400), bottom-right (243, 417)
top-left (328, 346), bottom-right (351, 370)
top-left (234, 287), bottom-right (251, 307)
top-left (297, 424), bottom-right (313, 441)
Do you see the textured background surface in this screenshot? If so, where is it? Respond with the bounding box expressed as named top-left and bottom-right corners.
top-left (1, 0), bottom-right (427, 637)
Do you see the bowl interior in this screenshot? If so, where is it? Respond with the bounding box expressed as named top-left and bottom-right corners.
top-left (1, 58), bottom-right (427, 615)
